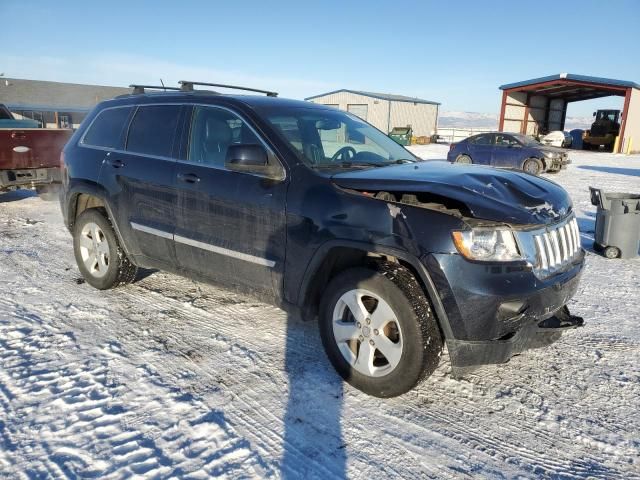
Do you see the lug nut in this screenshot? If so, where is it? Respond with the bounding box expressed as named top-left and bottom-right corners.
top-left (373, 329), bottom-right (379, 335)
top-left (366, 318), bottom-right (371, 325)
top-left (357, 322), bottom-right (361, 328)
top-left (359, 335), bottom-right (364, 341)
top-left (369, 339), bottom-right (375, 346)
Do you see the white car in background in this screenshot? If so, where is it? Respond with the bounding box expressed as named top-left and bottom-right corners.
top-left (540, 130), bottom-right (572, 148)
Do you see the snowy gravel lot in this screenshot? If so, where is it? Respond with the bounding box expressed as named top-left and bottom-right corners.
top-left (1, 145), bottom-right (639, 479)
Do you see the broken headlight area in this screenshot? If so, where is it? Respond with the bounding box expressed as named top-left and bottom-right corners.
top-left (452, 229), bottom-right (522, 262)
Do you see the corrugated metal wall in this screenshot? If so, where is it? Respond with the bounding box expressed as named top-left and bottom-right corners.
top-left (502, 91), bottom-right (566, 135)
top-left (307, 91), bottom-right (438, 136)
top-left (622, 88), bottom-right (640, 153)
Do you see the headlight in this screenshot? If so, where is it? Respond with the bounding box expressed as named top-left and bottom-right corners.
top-left (543, 151), bottom-right (559, 158)
top-left (452, 229), bottom-right (522, 261)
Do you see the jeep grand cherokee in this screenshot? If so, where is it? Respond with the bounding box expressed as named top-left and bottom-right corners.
top-left (60, 82), bottom-right (584, 397)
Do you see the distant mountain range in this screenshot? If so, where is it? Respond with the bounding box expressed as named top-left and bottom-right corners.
top-left (438, 111), bottom-right (593, 131)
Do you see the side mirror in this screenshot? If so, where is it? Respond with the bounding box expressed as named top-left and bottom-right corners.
top-left (225, 144), bottom-right (268, 171)
top-left (225, 144), bottom-right (283, 179)
top-left (592, 112), bottom-right (596, 116)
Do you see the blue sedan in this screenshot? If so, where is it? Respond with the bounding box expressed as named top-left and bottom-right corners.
top-left (446, 132), bottom-right (570, 175)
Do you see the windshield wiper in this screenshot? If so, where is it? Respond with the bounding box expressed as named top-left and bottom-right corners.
top-left (312, 161), bottom-right (381, 169)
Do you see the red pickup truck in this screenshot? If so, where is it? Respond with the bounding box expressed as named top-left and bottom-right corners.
top-left (0, 104), bottom-right (72, 197)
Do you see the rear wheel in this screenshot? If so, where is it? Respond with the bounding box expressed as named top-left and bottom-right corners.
top-left (73, 208), bottom-right (137, 289)
top-left (319, 263), bottom-right (442, 397)
top-left (523, 157), bottom-right (543, 175)
top-left (455, 154), bottom-right (472, 164)
top-left (604, 246), bottom-right (621, 259)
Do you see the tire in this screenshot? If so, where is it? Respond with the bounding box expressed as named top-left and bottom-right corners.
top-left (455, 154), bottom-right (472, 164)
top-left (319, 263), bottom-right (443, 397)
top-left (73, 208), bottom-right (138, 289)
top-left (603, 246), bottom-right (620, 259)
top-left (35, 185), bottom-right (59, 201)
top-left (522, 157), bottom-right (543, 175)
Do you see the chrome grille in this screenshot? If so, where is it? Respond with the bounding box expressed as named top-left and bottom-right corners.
top-left (517, 216), bottom-right (581, 279)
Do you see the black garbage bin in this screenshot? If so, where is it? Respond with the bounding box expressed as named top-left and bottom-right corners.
top-left (589, 187), bottom-right (640, 259)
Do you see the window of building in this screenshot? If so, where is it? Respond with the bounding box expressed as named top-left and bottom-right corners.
top-left (83, 107), bottom-right (133, 149)
top-left (126, 105), bottom-right (181, 157)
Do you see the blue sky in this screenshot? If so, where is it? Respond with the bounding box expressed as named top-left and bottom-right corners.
top-left (1, 0), bottom-right (639, 116)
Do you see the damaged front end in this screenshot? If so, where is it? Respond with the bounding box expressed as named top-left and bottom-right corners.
top-left (448, 305), bottom-right (584, 377)
top-left (330, 161), bottom-right (585, 372)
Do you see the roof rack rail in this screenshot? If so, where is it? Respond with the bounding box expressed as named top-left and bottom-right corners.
top-left (178, 80), bottom-right (278, 97)
top-left (129, 84), bottom-right (182, 95)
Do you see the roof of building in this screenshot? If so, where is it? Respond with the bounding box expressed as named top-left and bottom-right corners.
top-left (500, 73), bottom-right (640, 91)
top-left (0, 77), bottom-right (131, 112)
top-left (305, 89), bottom-right (440, 105)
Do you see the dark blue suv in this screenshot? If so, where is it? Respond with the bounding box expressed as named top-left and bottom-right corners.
top-left (447, 132), bottom-right (570, 174)
top-left (60, 82), bottom-right (584, 397)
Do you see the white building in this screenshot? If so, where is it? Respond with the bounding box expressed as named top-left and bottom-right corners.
top-left (305, 89), bottom-right (440, 137)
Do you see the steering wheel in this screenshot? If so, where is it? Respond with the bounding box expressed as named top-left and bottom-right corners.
top-left (330, 146), bottom-right (357, 163)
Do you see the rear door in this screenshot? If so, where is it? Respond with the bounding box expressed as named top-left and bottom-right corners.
top-left (99, 104), bottom-right (184, 267)
top-left (173, 105), bottom-right (288, 298)
top-left (467, 134), bottom-right (493, 164)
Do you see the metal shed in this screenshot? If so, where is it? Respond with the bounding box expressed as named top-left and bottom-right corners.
top-left (0, 77), bottom-right (130, 129)
top-left (305, 89), bottom-right (440, 137)
top-left (498, 73), bottom-right (640, 153)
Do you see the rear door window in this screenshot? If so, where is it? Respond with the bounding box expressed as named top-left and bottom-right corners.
top-left (470, 134), bottom-right (493, 146)
top-left (82, 107), bottom-right (132, 149)
top-left (126, 105), bottom-right (181, 157)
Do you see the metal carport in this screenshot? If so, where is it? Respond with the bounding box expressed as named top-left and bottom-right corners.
top-left (498, 73), bottom-right (640, 153)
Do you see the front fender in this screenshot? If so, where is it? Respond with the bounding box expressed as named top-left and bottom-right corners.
top-left (297, 239), bottom-right (455, 341)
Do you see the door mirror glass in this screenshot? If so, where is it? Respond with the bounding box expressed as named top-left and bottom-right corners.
top-left (225, 144), bottom-right (267, 169)
top-left (225, 144), bottom-right (283, 179)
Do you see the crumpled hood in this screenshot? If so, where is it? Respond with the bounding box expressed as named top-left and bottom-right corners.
top-left (332, 161), bottom-right (572, 225)
top-left (539, 145), bottom-right (566, 154)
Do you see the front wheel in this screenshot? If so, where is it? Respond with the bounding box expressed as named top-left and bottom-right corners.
top-left (73, 208), bottom-right (138, 289)
top-left (319, 264), bottom-right (443, 397)
top-left (523, 157), bottom-right (544, 175)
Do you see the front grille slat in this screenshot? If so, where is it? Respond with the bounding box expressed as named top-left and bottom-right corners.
top-left (528, 215), bottom-right (581, 279)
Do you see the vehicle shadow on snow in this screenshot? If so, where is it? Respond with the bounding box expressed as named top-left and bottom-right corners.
top-left (577, 215), bottom-right (596, 253)
top-left (578, 166), bottom-right (640, 178)
top-left (0, 189), bottom-right (38, 203)
top-left (281, 309), bottom-right (348, 479)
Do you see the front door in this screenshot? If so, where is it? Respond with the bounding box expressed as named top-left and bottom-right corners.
top-left (492, 133), bottom-right (521, 168)
top-left (174, 105), bottom-right (288, 298)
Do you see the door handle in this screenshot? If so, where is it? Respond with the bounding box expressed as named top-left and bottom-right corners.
top-left (177, 173), bottom-right (200, 183)
top-left (109, 159), bottom-right (125, 168)
top-left (11, 131), bottom-right (26, 140)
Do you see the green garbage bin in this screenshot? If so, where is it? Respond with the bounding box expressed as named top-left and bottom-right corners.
top-left (589, 187), bottom-right (640, 259)
top-left (388, 127), bottom-right (413, 146)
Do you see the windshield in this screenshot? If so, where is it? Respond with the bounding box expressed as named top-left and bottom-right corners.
top-left (262, 107), bottom-right (417, 168)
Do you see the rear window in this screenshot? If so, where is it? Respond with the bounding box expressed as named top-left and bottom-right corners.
top-left (126, 105), bottom-right (181, 157)
top-left (83, 107), bottom-right (132, 148)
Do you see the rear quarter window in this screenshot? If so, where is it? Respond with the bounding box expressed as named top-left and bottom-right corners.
top-left (82, 107), bottom-right (132, 149)
top-left (126, 105), bottom-right (181, 158)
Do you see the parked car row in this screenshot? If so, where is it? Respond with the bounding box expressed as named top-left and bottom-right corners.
top-left (447, 132), bottom-right (570, 175)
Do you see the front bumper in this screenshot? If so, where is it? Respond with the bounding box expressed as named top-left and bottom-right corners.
top-left (547, 156), bottom-right (570, 171)
top-left (0, 167), bottom-right (61, 190)
top-left (424, 250), bottom-right (584, 368)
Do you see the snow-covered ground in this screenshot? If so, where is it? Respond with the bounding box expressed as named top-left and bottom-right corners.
top-left (1, 146), bottom-right (639, 479)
